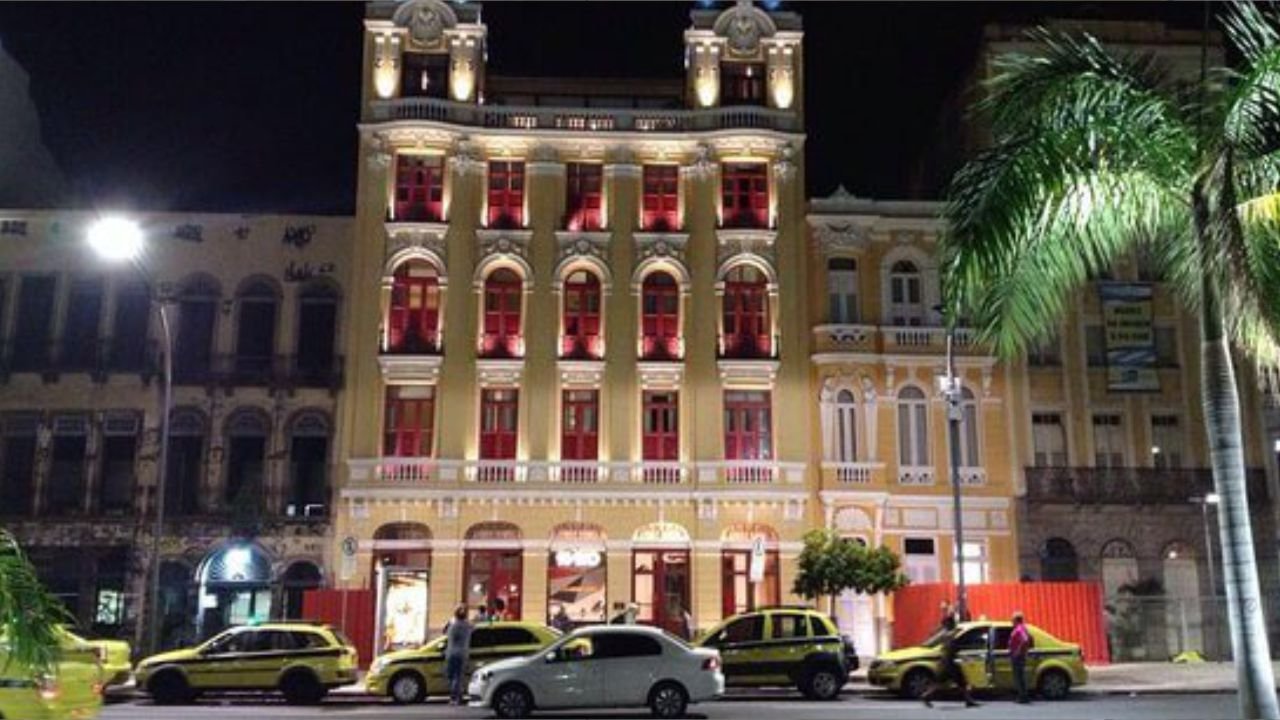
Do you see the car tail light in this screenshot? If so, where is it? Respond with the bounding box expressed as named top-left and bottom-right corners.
top-left (702, 657), bottom-right (720, 671)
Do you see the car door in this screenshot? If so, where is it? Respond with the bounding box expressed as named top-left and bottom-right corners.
top-left (766, 613), bottom-right (811, 685)
top-left (595, 632), bottom-right (664, 707)
top-left (236, 630), bottom-right (288, 689)
top-left (526, 636), bottom-right (603, 709)
top-left (952, 625), bottom-right (995, 690)
top-left (466, 627), bottom-right (496, 679)
top-left (707, 615), bottom-right (765, 685)
top-left (198, 630), bottom-right (256, 689)
top-left (987, 625), bottom-right (1015, 690)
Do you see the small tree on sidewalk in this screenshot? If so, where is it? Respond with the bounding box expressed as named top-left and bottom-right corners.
top-left (793, 528), bottom-right (909, 615)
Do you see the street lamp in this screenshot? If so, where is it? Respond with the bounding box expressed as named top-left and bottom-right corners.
top-left (934, 304), bottom-right (969, 621)
top-left (87, 215), bottom-right (174, 655)
top-left (1194, 492), bottom-right (1222, 659)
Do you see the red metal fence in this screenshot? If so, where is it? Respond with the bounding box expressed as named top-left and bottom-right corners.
top-left (892, 582), bottom-right (1110, 665)
top-left (303, 589), bottom-right (376, 668)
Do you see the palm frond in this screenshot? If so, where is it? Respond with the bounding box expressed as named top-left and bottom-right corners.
top-left (1221, 3), bottom-right (1280, 158)
top-left (0, 529), bottom-right (70, 674)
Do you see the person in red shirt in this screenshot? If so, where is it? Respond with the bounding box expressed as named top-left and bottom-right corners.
top-left (1008, 612), bottom-right (1033, 704)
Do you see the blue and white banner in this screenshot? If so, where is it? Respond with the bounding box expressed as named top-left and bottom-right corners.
top-left (1099, 283), bottom-right (1158, 392)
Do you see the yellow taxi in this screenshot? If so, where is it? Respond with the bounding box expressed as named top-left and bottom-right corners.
top-left (134, 622), bottom-right (358, 705)
top-left (696, 607), bottom-right (856, 700)
top-left (366, 621), bottom-right (560, 704)
top-left (58, 627), bottom-right (132, 689)
top-left (867, 621), bottom-right (1088, 700)
top-left (0, 645), bottom-right (102, 720)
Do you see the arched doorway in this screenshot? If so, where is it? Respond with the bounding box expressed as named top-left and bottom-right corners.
top-left (632, 522), bottom-right (691, 638)
top-left (195, 543), bottom-right (273, 639)
top-left (1101, 539), bottom-right (1139, 597)
top-left (464, 522), bottom-right (524, 620)
top-left (720, 523), bottom-right (780, 617)
top-left (832, 507), bottom-right (879, 657)
top-left (281, 561), bottom-right (323, 620)
top-left (547, 523), bottom-right (607, 626)
top-left (159, 561), bottom-right (195, 649)
top-left (1040, 537), bottom-right (1080, 581)
top-left (372, 523), bottom-right (432, 653)
top-left (1163, 541), bottom-right (1203, 654)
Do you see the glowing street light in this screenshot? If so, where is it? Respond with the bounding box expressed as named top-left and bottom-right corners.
top-left (87, 216), bottom-right (144, 262)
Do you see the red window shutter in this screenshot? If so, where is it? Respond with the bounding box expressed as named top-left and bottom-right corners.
top-left (723, 391), bottom-right (772, 463)
top-left (562, 271), bottom-right (602, 359)
top-left (566, 163), bottom-right (603, 231)
top-left (395, 156), bottom-right (444, 222)
top-left (488, 161), bottom-right (525, 228)
top-left (480, 389), bottom-right (518, 460)
top-left (641, 272), bottom-right (679, 360)
top-left (721, 164), bottom-right (769, 229)
top-left (384, 387), bottom-right (435, 457)
top-left (561, 390), bottom-right (599, 461)
top-left (482, 269), bottom-right (522, 358)
top-left (722, 266), bottom-right (770, 358)
top-left (642, 391), bottom-right (679, 462)
top-left (642, 165), bottom-right (679, 231)
top-left (388, 262), bottom-right (441, 353)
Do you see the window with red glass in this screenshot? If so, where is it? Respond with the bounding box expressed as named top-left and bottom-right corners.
top-left (721, 550), bottom-right (780, 617)
top-left (562, 270), bottom-right (602, 359)
top-left (561, 390), bottom-right (599, 463)
top-left (642, 165), bottom-right (680, 231)
top-left (387, 260), bottom-right (441, 353)
top-left (721, 163), bottom-right (769, 229)
top-left (721, 265), bottom-right (771, 358)
top-left (482, 268), bottom-right (522, 358)
top-left (565, 163), bottom-right (603, 231)
top-left (480, 389), bottom-right (519, 460)
top-left (640, 272), bottom-right (680, 360)
top-left (642, 390), bottom-right (679, 462)
top-left (488, 161), bottom-right (525, 228)
top-left (724, 391), bottom-right (772, 481)
top-left (720, 62), bottom-right (766, 106)
top-left (383, 386), bottom-right (435, 457)
top-left (394, 155), bottom-right (445, 222)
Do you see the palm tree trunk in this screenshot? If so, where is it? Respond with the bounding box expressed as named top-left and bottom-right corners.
top-left (1196, 179), bottom-right (1279, 720)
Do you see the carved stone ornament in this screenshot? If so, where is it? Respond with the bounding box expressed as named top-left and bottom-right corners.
top-left (635, 233), bottom-right (688, 266)
top-left (713, 0), bottom-right (777, 57)
top-left (682, 142), bottom-right (717, 181)
top-left (773, 142), bottom-right (797, 183)
top-left (717, 230), bottom-right (776, 269)
top-left (449, 135), bottom-right (486, 177)
top-left (386, 225), bottom-right (448, 270)
top-left (478, 230), bottom-right (531, 267)
top-left (366, 135), bottom-right (393, 171)
top-left (530, 144), bottom-right (560, 163)
top-left (392, 0), bottom-right (458, 48)
top-left (813, 221), bottom-right (871, 255)
top-left (556, 233), bottom-right (608, 267)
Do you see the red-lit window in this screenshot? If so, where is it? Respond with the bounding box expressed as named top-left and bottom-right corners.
top-left (721, 62), bottom-right (767, 106)
top-left (562, 270), bottom-right (602, 359)
top-left (721, 163), bottom-right (769, 229)
top-left (642, 391), bottom-right (679, 483)
top-left (488, 161), bottom-right (525, 228)
top-left (480, 389), bottom-right (519, 460)
top-left (394, 156), bottom-right (444, 222)
top-left (482, 268), bottom-right (522, 358)
top-left (383, 386), bottom-right (435, 457)
top-left (721, 550), bottom-right (780, 617)
top-left (565, 163), bottom-right (603, 231)
top-left (387, 260), bottom-right (441, 353)
top-left (641, 272), bottom-right (680, 360)
top-left (724, 391), bottom-right (773, 480)
top-left (561, 390), bottom-right (599, 463)
top-left (642, 165), bottom-right (680, 231)
top-left (721, 265), bottom-right (771, 358)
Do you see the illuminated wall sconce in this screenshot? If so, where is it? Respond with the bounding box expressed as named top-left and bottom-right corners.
top-left (693, 45), bottom-right (720, 108)
top-left (373, 34), bottom-right (401, 100)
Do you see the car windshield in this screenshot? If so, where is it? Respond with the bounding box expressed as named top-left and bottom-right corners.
top-left (922, 628), bottom-right (950, 648)
top-left (331, 629), bottom-right (354, 648)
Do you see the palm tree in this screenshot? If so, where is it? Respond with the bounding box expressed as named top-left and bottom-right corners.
top-left (942, 6), bottom-right (1280, 718)
top-left (0, 528), bottom-right (71, 673)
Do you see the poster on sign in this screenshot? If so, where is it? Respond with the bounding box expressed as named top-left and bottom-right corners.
top-left (1099, 283), bottom-right (1159, 392)
top-left (749, 536), bottom-right (767, 583)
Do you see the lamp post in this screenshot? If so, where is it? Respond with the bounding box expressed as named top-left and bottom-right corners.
top-left (934, 305), bottom-right (968, 620)
top-left (88, 216), bottom-right (174, 654)
top-left (1196, 491), bottom-right (1221, 658)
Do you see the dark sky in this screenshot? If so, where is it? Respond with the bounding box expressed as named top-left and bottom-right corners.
top-left (0, 1), bottom-right (1210, 215)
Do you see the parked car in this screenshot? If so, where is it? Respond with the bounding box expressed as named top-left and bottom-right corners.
top-left (0, 642), bottom-right (102, 720)
top-left (695, 606), bottom-right (855, 700)
top-left (468, 625), bottom-right (723, 719)
top-left (867, 620), bottom-right (1088, 700)
top-left (366, 621), bottom-right (560, 704)
top-left (134, 622), bottom-right (358, 705)
top-left (58, 626), bottom-right (132, 689)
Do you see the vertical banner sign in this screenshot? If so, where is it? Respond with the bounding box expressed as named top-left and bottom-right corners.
top-left (749, 536), bottom-right (767, 583)
top-left (1099, 283), bottom-right (1159, 392)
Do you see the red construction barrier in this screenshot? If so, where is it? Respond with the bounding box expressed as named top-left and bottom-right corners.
top-left (303, 589), bottom-right (376, 668)
top-left (892, 582), bottom-right (1110, 665)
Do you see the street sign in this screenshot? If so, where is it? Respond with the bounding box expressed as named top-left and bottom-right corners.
top-left (339, 535), bottom-right (358, 581)
top-left (749, 536), bottom-right (766, 583)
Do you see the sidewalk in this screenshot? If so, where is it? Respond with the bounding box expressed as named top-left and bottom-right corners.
top-left (1079, 661), bottom-right (1280, 695)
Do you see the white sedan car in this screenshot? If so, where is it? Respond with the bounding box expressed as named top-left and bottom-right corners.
top-left (468, 625), bottom-right (724, 718)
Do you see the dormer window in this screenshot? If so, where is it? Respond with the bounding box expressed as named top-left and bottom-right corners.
top-left (401, 52), bottom-right (449, 99)
top-left (721, 62), bottom-right (766, 106)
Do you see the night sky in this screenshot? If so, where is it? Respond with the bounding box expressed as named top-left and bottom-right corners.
top-left (0, 1), bottom-right (1209, 215)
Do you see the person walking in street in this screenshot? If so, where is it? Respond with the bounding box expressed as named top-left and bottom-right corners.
top-left (1008, 612), bottom-right (1033, 704)
top-left (921, 616), bottom-right (979, 709)
top-left (444, 604), bottom-right (474, 706)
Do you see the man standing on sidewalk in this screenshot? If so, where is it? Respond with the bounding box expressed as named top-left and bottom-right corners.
top-left (1009, 612), bottom-right (1033, 704)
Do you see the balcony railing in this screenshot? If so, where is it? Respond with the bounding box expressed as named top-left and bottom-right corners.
top-left (898, 466), bottom-right (937, 486)
top-left (811, 324), bottom-right (984, 356)
top-left (171, 353), bottom-right (344, 391)
top-left (346, 458), bottom-right (806, 489)
top-left (1025, 466), bottom-right (1269, 505)
top-left (0, 338), bottom-right (160, 383)
top-left (369, 97), bottom-right (802, 133)
top-left (820, 461), bottom-right (886, 486)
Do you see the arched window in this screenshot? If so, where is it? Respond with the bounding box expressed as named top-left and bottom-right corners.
top-left (721, 264), bottom-right (771, 359)
top-left (1040, 537), bottom-right (1079, 581)
top-left (165, 408), bottom-right (207, 516)
top-left (234, 278), bottom-right (279, 384)
top-left (281, 561), bottom-right (323, 620)
top-left (959, 386), bottom-right (980, 467)
top-left (287, 411), bottom-right (330, 518)
top-left (174, 275), bottom-right (220, 383)
top-left (561, 269), bottom-right (602, 359)
top-left (464, 522), bottom-right (524, 620)
top-left (388, 260), bottom-right (441, 354)
top-left (897, 386), bottom-right (929, 467)
top-left (372, 522), bottom-right (432, 569)
top-left (888, 260), bottom-right (924, 327)
top-left (295, 280), bottom-right (339, 385)
top-left (641, 271), bottom-right (680, 360)
top-left (1101, 539), bottom-right (1139, 596)
top-left (481, 268), bottom-right (523, 359)
top-left (827, 257), bottom-right (859, 324)
top-left (835, 389), bottom-right (858, 462)
top-left (224, 409), bottom-right (269, 510)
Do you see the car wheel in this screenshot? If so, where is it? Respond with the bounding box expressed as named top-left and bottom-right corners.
top-left (801, 665), bottom-right (844, 701)
top-left (280, 671), bottom-right (327, 705)
top-left (148, 671), bottom-right (194, 705)
top-left (1037, 669), bottom-right (1071, 700)
top-left (493, 683), bottom-right (533, 719)
top-left (900, 668), bottom-right (933, 700)
top-left (649, 681), bottom-right (689, 719)
top-left (388, 670), bottom-right (427, 704)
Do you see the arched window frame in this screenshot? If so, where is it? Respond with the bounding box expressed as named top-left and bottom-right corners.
top-left (233, 277), bottom-right (281, 383)
top-left (477, 265), bottom-right (526, 359)
top-left (879, 248), bottom-right (939, 327)
top-left (385, 258), bottom-right (444, 354)
top-left (896, 385), bottom-right (930, 468)
top-left (716, 258), bottom-right (776, 359)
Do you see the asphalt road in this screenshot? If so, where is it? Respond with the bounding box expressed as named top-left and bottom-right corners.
top-left (102, 692), bottom-right (1246, 720)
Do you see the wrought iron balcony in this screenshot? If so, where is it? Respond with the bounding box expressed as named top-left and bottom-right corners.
top-left (1025, 466), bottom-right (1269, 505)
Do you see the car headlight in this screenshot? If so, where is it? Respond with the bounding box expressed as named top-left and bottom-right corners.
top-left (370, 658), bottom-right (388, 674)
top-left (475, 670), bottom-right (492, 683)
